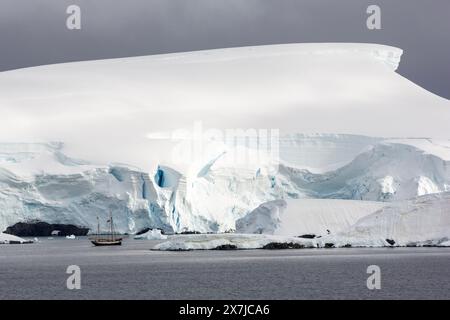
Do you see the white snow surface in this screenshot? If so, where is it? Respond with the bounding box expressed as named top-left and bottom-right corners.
top-left (236, 199), bottom-right (385, 236)
top-left (235, 192), bottom-right (450, 248)
top-left (0, 43), bottom-right (449, 173)
top-left (328, 192), bottom-right (450, 247)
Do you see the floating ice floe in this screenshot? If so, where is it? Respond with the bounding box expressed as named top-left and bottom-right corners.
top-left (154, 233), bottom-right (316, 251)
top-left (0, 233), bottom-right (31, 244)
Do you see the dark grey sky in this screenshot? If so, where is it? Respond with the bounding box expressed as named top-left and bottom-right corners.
top-left (1, 0), bottom-right (449, 98)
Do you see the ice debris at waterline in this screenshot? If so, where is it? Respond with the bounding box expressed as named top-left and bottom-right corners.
top-left (134, 229), bottom-right (167, 240)
top-left (153, 233), bottom-right (450, 251)
top-left (153, 234), bottom-right (316, 251)
top-left (0, 233), bottom-right (32, 244)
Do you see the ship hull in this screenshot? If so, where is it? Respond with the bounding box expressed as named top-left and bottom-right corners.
top-left (91, 239), bottom-right (122, 246)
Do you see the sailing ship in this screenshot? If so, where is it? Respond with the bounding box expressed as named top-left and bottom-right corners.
top-left (90, 212), bottom-right (122, 246)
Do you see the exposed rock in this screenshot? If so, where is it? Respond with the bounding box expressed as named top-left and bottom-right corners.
top-left (135, 228), bottom-right (151, 235)
top-left (212, 244), bottom-right (238, 250)
top-left (298, 234), bottom-right (316, 239)
top-left (179, 230), bottom-right (201, 235)
top-left (262, 242), bottom-right (305, 249)
top-left (135, 227), bottom-right (165, 235)
top-left (4, 221), bottom-right (89, 237)
top-left (6, 240), bottom-right (33, 244)
top-left (385, 239), bottom-right (396, 246)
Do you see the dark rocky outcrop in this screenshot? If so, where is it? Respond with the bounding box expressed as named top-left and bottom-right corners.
top-left (262, 242), bottom-right (305, 249)
top-left (179, 230), bottom-right (201, 235)
top-left (297, 234), bottom-right (316, 239)
top-left (135, 227), bottom-right (165, 235)
top-left (135, 228), bottom-right (151, 235)
top-left (4, 221), bottom-right (89, 237)
top-left (385, 239), bottom-right (396, 246)
top-left (324, 243), bottom-right (335, 248)
top-left (212, 244), bottom-right (238, 250)
top-left (7, 240), bottom-right (34, 244)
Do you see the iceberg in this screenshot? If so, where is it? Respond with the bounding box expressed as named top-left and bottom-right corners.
top-left (0, 43), bottom-right (449, 243)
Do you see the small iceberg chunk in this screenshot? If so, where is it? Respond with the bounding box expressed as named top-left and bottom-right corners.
top-left (134, 229), bottom-right (167, 240)
top-left (0, 233), bottom-right (32, 244)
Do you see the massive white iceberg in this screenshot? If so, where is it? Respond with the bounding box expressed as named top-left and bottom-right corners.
top-left (0, 43), bottom-right (449, 242)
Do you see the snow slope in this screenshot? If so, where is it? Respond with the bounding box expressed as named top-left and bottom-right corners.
top-left (327, 192), bottom-right (450, 247)
top-left (236, 199), bottom-right (385, 236)
top-left (236, 193), bottom-right (450, 247)
top-left (1, 43), bottom-right (449, 173)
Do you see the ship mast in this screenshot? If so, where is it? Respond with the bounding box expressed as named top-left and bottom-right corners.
top-left (96, 216), bottom-right (100, 241)
top-left (109, 211), bottom-right (112, 241)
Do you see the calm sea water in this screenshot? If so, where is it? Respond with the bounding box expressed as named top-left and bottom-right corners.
top-left (0, 237), bottom-right (449, 300)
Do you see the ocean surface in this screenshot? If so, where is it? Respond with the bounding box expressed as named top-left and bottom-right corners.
top-left (0, 237), bottom-right (449, 300)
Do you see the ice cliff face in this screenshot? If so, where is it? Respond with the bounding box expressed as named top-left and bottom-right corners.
top-left (0, 43), bottom-right (449, 236)
top-left (1, 136), bottom-right (449, 234)
top-left (0, 143), bottom-right (169, 233)
top-left (282, 140), bottom-right (450, 201)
